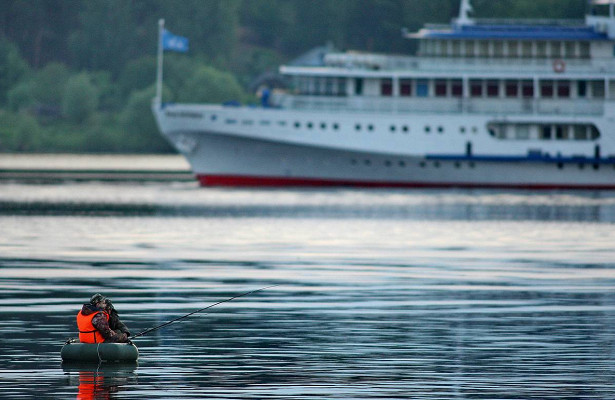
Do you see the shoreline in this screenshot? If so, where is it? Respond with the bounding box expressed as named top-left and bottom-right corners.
top-left (0, 153), bottom-right (193, 182)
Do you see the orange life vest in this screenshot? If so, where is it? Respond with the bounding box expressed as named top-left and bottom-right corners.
top-left (77, 310), bottom-right (109, 343)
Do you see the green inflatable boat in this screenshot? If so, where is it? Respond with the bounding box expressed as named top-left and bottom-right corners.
top-left (61, 339), bottom-right (139, 363)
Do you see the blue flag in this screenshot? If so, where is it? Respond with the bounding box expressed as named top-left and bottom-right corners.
top-left (162, 29), bottom-right (189, 53)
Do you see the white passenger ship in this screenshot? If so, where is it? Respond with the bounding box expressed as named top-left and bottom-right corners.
top-left (153, 0), bottom-right (615, 189)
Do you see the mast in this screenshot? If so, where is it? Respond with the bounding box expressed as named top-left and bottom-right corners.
top-left (457, 0), bottom-right (474, 25)
top-left (155, 19), bottom-right (164, 106)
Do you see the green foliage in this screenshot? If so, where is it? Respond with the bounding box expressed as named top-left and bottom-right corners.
top-left (62, 73), bottom-right (99, 123)
top-left (31, 62), bottom-right (70, 106)
top-left (7, 80), bottom-right (34, 112)
top-left (0, 111), bottom-right (42, 152)
top-left (89, 70), bottom-right (120, 111)
top-left (118, 57), bottom-right (158, 100)
top-left (0, 39), bottom-right (30, 106)
top-left (121, 84), bottom-right (174, 152)
top-left (177, 65), bottom-right (245, 104)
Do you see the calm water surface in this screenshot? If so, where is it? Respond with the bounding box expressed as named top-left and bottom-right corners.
top-left (1, 178), bottom-right (614, 399)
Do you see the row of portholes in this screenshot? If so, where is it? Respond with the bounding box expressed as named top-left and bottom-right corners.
top-left (350, 158), bottom-right (614, 170)
top-left (350, 159), bottom-right (477, 169)
top-left (557, 163), bottom-right (615, 170)
top-left (212, 114), bottom-right (481, 135)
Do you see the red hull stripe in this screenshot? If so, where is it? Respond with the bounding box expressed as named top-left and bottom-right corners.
top-left (197, 174), bottom-right (615, 190)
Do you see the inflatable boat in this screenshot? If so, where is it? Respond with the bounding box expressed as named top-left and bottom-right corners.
top-left (61, 339), bottom-right (139, 363)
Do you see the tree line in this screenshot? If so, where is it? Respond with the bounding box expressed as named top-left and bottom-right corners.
top-left (0, 0), bottom-right (586, 153)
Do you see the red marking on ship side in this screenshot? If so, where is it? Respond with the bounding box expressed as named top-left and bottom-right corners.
top-left (196, 174), bottom-right (615, 190)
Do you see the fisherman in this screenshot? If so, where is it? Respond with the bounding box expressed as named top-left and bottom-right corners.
top-left (105, 298), bottom-right (131, 338)
top-left (77, 293), bottom-right (130, 343)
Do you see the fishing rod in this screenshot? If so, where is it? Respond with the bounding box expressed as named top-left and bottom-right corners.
top-left (130, 284), bottom-right (279, 339)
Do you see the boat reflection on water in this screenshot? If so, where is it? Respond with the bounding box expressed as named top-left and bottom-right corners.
top-left (62, 363), bottom-right (137, 399)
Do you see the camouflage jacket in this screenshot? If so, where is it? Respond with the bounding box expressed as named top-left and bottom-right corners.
top-left (80, 304), bottom-right (128, 343)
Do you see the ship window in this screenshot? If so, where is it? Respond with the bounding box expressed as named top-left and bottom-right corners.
top-left (565, 42), bottom-right (576, 58)
top-left (522, 42), bottom-right (533, 58)
top-left (260, 120), bottom-right (271, 126)
top-left (578, 81), bottom-right (587, 97)
top-left (540, 81), bottom-right (554, 98)
top-left (479, 41), bottom-right (489, 57)
top-left (399, 161), bottom-right (406, 167)
top-left (537, 41), bottom-right (547, 57)
top-left (574, 125), bottom-right (588, 140)
top-left (487, 80), bottom-right (499, 97)
top-left (314, 78), bottom-right (321, 94)
top-left (425, 126), bottom-right (431, 133)
top-left (400, 79), bottom-right (412, 96)
top-left (470, 80), bottom-right (483, 97)
top-left (368, 124), bottom-right (374, 131)
top-left (226, 118), bottom-right (237, 124)
top-left (505, 80), bottom-right (518, 97)
top-left (516, 125), bottom-right (530, 140)
top-left (557, 81), bottom-right (570, 98)
top-left (333, 123), bottom-right (339, 130)
top-left (416, 80), bottom-right (429, 97)
top-left (522, 81), bottom-right (534, 98)
top-left (294, 122), bottom-right (301, 128)
top-left (355, 124), bottom-right (361, 131)
top-left (320, 122), bottom-right (327, 129)
top-left (307, 122), bottom-right (313, 129)
top-left (551, 41), bottom-right (562, 58)
top-left (211, 115), bottom-right (217, 121)
top-left (325, 78), bottom-right (334, 95)
top-left (402, 125), bottom-right (409, 133)
top-left (496, 127), bottom-right (506, 139)
top-left (437, 126), bottom-right (444, 133)
top-left (278, 121), bottom-right (287, 126)
top-left (540, 125), bottom-right (552, 140)
top-left (338, 78), bottom-right (347, 96)
top-left (508, 41), bottom-right (518, 57)
top-left (451, 80), bottom-right (463, 97)
top-left (591, 81), bottom-right (605, 98)
top-left (580, 42), bottom-right (590, 58)
top-left (460, 127), bottom-right (466, 134)
top-left (355, 78), bottom-right (364, 95)
top-left (390, 125), bottom-right (396, 132)
top-left (385, 160), bottom-right (392, 167)
top-left (555, 125), bottom-right (568, 140)
top-left (435, 80), bottom-right (447, 97)
top-left (381, 79), bottom-right (393, 96)
top-left (466, 41), bottom-right (475, 57)
top-left (452, 40), bottom-right (461, 56)
top-left (590, 126), bottom-right (600, 139)
top-left (494, 41), bottom-right (504, 57)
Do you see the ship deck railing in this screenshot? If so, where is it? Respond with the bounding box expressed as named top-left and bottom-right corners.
top-left (319, 54), bottom-right (615, 74)
top-left (274, 95), bottom-right (604, 116)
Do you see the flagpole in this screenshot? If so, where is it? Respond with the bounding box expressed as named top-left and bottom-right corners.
top-left (155, 18), bottom-right (164, 106)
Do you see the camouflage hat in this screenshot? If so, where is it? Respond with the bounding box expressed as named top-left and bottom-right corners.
top-left (90, 293), bottom-right (107, 305)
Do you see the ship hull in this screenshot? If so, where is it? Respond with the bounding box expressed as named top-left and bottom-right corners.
top-left (163, 128), bottom-right (615, 189)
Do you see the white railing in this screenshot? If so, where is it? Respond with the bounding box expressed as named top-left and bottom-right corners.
top-left (273, 94), bottom-right (605, 116)
top-left (321, 54), bottom-right (615, 75)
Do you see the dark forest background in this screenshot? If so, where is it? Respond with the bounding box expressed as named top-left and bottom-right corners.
top-left (0, 0), bottom-right (588, 153)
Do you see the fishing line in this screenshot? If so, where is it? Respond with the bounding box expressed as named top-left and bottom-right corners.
top-left (130, 284), bottom-right (279, 339)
